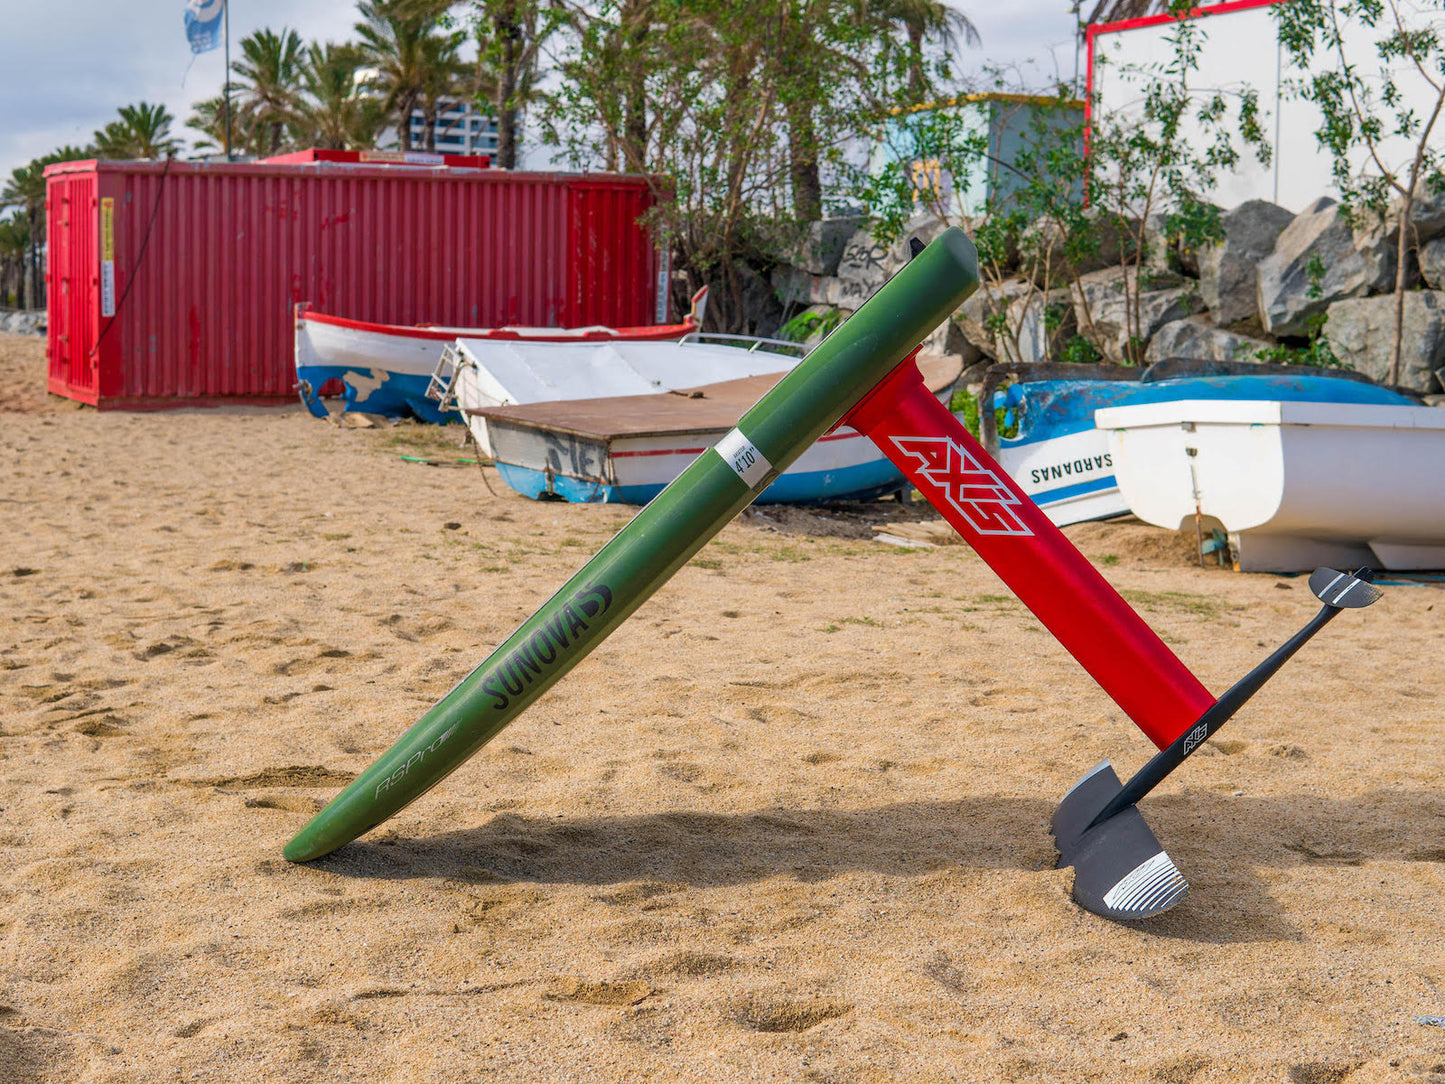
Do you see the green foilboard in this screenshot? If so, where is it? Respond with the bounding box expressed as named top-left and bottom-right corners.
top-left (284, 227), bottom-right (980, 862)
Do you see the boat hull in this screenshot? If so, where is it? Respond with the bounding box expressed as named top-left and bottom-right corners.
top-left (487, 422), bottom-right (913, 504)
top-left (993, 372), bottom-right (1416, 526)
top-left (454, 338), bottom-right (804, 458)
top-left (1097, 399), bottom-right (1445, 571)
top-left (294, 305), bottom-right (699, 422)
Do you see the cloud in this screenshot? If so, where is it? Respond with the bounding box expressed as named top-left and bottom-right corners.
top-left (2, 0), bottom-right (1086, 183)
top-left (951, 0), bottom-right (1086, 92)
top-left (0, 0), bottom-right (357, 180)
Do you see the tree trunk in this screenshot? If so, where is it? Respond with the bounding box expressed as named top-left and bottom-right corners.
top-left (397, 90), bottom-right (418, 151)
top-left (908, 22), bottom-right (926, 102)
top-left (496, 72), bottom-right (517, 168)
top-left (423, 101), bottom-right (438, 153)
top-left (786, 100), bottom-right (822, 221)
top-left (493, 3), bottom-right (521, 169)
top-left (26, 208), bottom-right (38, 311)
top-left (621, 2), bottom-right (648, 172)
top-left (1391, 198), bottom-right (1410, 386)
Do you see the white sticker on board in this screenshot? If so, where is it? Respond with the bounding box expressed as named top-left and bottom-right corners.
top-left (714, 428), bottom-right (771, 489)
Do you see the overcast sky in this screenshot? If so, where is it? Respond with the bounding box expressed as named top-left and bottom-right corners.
top-left (0, 1), bottom-right (1083, 183)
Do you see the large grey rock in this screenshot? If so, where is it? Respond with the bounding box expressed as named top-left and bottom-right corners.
top-left (955, 277), bottom-right (1032, 359)
top-left (1018, 212), bottom-right (1125, 285)
top-left (1198, 199), bottom-right (1294, 327)
top-left (1323, 291), bottom-right (1445, 391)
top-left (921, 316), bottom-right (984, 366)
top-left (829, 225), bottom-right (890, 309)
top-left (0, 310), bottom-right (39, 334)
top-left (785, 216), bottom-right (863, 277)
top-left (827, 217), bottom-right (937, 309)
top-left (1141, 212), bottom-right (1172, 275)
top-left (1257, 202), bottom-right (1396, 336)
top-left (1145, 316), bottom-right (1269, 365)
top-left (998, 288), bottom-right (1076, 365)
top-left (727, 259), bottom-right (785, 338)
top-left (0, 310), bottom-right (45, 335)
top-left (1420, 237), bottom-right (1445, 290)
top-left (1141, 211), bottom-right (1207, 278)
top-left (1402, 183), bottom-right (1445, 247)
top-left (771, 265), bottom-right (815, 308)
top-left (1071, 268), bottom-right (1204, 364)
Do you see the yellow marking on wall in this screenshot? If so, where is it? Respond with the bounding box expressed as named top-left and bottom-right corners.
top-left (101, 198), bottom-right (114, 261)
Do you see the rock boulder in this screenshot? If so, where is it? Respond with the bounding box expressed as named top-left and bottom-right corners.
top-left (1144, 316), bottom-right (1269, 365)
top-left (1323, 291), bottom-right (1445, 391)
top-left (1403, 183), bottom-right (1445, 248)
top-left (955, 278), bottom-right (1032, 359)
top-left (1018, 212), bottom-right (1125, 285)
top-left (785, 216), bottom-right (863, 277)
top-left (1071, 268), bottom-right (1204, 364)
top-left (1198, 199), bottom-right (1294, 327)
top-left (1419, 237), bottom-right (1445, 290)
top-left (0, 310), bottom-right (45, 335)
top-left (1257, 202), bottom-right (1396, 337)
top-left (1000, 288), bottom-right (1076, 365)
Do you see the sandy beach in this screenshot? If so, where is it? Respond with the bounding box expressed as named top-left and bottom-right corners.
top-left (1, 330), bottom-right (1442, 1083)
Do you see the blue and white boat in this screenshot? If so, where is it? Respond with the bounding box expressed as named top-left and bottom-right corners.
top-left (983, 360), bottom-right (1418, 526)
top-left (472, 355), bottom-right (963, 504)
top-left (293, 289), bottom-right (708, 422)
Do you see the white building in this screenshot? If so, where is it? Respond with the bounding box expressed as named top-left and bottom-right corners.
top-left (1088, 0), bottom-right (1445, 211)
top-left (405, 100), bottom-right (498, 158)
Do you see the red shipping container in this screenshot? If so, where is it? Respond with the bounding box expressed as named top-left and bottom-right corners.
top-left (44, 158), bottom-right (665, 409)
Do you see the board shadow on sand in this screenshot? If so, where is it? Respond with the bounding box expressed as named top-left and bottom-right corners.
top-left (288, 787), bottom-right (1445, 944)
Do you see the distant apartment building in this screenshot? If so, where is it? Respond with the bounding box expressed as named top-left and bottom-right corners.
top-left (376, 101), bottom-right (499, 158)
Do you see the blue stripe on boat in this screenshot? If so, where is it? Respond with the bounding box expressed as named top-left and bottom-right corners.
top-left (493, 456), bottom-right (909, 506)
top-left (1030, 475), bottom-right (1118, 506)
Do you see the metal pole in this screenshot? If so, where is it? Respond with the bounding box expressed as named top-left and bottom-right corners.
top-left (223, 0), bottom-right (232, 160)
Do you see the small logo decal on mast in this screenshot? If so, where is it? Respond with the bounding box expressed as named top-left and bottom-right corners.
top-left (891, 435), bottom-right (1033, 537)
top-left (715, 428), bottom-right (772, 489)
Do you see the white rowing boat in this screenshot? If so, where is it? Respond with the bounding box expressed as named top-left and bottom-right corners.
top-left (1097, 398), bottom-right (1445, 571)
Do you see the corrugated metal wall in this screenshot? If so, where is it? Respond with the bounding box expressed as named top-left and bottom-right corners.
top-left (44, 170), bottom-right (99, 399)
top-left (44, 160), bottom-right (662, 408)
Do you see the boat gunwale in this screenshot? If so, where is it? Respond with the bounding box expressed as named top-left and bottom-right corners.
top-left (298, 306), bottom-right (698, 343)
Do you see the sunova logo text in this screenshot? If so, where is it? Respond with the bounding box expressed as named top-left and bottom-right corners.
top-left (891, 436), bottom-right (1033, 537)
top-left (481, 580), bottom-right (613, 710)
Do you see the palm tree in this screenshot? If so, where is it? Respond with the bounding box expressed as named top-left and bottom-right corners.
top-left (871, 0), bottom-right (980, 101)
top-left (356, 0), bottom-right (452, 152)
top-left (415, 25), bottom-right (471, 153)
top-left (1, 146), bottom-right (92, 308)
top-left (293, 42), bottom-right (385, 149)
top-left (231, 27), bottom-right (306, 155)
top-left (0, 216), bottom-right (28, 308)
top-left (186, 95), bottom-right (232, 153)
top-left (474, 0), bottom-right (558, 168)
top-left (92, 102), bottom-right (182, 159)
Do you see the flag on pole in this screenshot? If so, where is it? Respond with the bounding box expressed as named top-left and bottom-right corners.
top-left (185, 0), bottom-right (225, 54)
